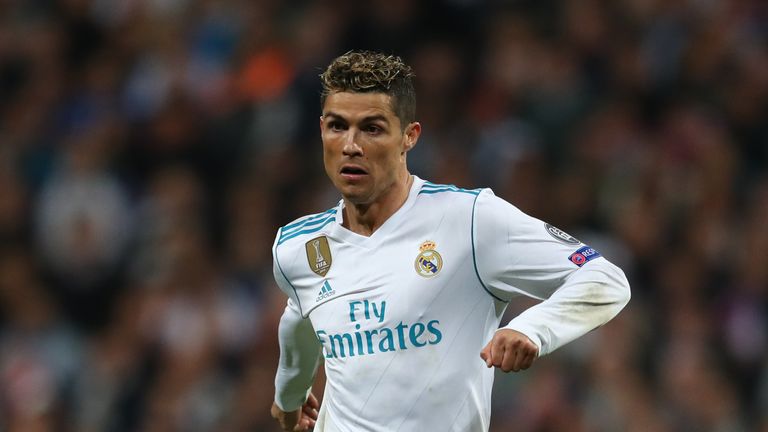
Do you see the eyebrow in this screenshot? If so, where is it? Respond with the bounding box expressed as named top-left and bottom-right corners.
top-left (323, 112), bottom-right (390, 124)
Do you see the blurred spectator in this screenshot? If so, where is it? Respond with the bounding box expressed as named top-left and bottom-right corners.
top-left (0, 248), bottom-right (83, 432)
top-left (34, 122), bottom-right (132, 330)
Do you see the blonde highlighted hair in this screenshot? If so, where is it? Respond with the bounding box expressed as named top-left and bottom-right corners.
top-left (320, 50), bottom-right (416, 126)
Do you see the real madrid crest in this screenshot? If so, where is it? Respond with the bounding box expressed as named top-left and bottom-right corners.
top-left (415, 240), bottom-right (443, 278)
top-left (306, 236), bottom-right (332, 276)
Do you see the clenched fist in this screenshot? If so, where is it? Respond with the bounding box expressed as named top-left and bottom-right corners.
top-left (271, 393), bottom-right (319, 431)
top-left (480, 329), bottom-right (539, 372)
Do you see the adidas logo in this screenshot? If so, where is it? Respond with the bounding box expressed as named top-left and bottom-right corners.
top-left (316, 280), bottom-right (336, 302)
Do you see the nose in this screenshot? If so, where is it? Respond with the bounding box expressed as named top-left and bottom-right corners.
top-left (342, 130), bottom-right (363, 157)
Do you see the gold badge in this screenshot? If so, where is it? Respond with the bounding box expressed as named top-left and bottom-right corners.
top-left (415, 240), bottom-right (443, 278)
top-left (306, 236), bottom-right (332, 276)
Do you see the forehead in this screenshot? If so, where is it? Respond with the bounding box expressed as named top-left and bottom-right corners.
top-left (322, 92), bottom-right (397, 121)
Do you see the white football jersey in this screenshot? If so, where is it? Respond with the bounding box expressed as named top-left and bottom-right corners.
top-left (272, 176), bottom-right (629, 432)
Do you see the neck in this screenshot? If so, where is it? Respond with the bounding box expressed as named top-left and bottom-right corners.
top-left (343, 172), bottom-right (413, 236)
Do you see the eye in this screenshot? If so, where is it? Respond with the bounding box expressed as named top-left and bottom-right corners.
top-left (328, 121), bottom-right (346, 132)
top-left (364, 124), bottom-right (383, 135)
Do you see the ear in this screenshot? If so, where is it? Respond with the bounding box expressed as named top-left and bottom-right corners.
top-left (402, 122), bottom-right (421, 153)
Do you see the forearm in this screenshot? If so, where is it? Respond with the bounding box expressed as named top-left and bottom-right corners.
top-left (504, 259), bottom-right (630, 356)
top-left (275, 304), bottom-right (322, 411)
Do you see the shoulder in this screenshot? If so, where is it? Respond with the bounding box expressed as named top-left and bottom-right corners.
top-left (415, 180), bottom-right (526, 222)
top-left (417, 180), bottom-right (485, 201)
top-left (417, 180), bottom-right (507, 218)
top-left (413, 181), bottom-right (503, 227)
top-left (274, 206), bottom-right (338, 250)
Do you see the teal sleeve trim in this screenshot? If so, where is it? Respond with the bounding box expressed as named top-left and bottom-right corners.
top-left (279, 209), bottom-right (337, 244)
top-left (419, 182), bottom-right (481, 196)
top-left (278, 216), bottom-right (336, 245)
top-left (282, 208), bottom-right (337, 232)
top-left (419, 187), bottom-right (480, 196)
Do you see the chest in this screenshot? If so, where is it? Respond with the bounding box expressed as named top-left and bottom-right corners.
top-left (291, 213), bottom-right (475, 319)
top-left (303, 232), bottom-right (473, 360)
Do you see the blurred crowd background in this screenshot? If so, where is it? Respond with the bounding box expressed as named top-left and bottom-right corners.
top-left (0, 0), bottom-right (766, 431)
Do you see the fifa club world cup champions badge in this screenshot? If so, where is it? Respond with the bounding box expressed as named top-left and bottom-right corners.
top-left (306, 236), bottom-right (332, 276)
top-left (415, 240), bottom-right (443, 278)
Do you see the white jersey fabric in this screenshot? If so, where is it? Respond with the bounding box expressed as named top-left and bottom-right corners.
top-left (272, 176), bottom-right (630, 432)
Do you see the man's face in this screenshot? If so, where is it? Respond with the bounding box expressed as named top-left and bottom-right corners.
top-left (321, 92), bottom-right (420, 205)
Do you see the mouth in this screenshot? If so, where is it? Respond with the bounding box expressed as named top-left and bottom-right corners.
top-left (340, 165), bottom-right (369, 180)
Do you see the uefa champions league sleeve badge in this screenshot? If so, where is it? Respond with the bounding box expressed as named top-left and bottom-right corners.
top-left (415, 240), bottom-right (443, 278)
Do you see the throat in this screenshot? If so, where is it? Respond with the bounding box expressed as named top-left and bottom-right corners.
top-left (342, 205), bottom-right (378, 236)
top-left (342, 175), bottom-right (413, 236)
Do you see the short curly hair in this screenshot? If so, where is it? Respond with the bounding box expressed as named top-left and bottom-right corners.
top-left (320, 50), bottom-right (416, 126)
